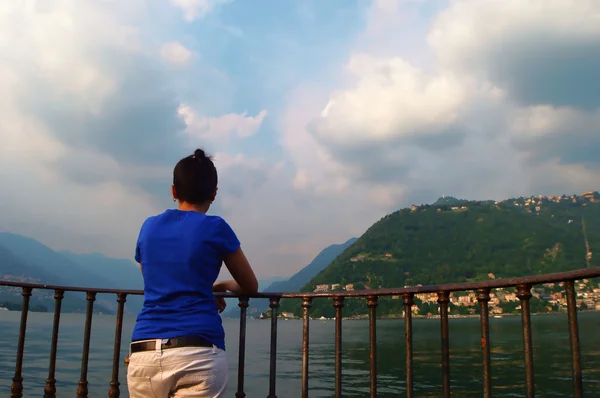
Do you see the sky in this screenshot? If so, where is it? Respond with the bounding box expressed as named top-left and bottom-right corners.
top-left (1, 0), bottom-right (599, 280)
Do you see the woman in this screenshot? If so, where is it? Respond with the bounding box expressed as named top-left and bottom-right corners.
top-left (127, 149), bottom-right (259, 398)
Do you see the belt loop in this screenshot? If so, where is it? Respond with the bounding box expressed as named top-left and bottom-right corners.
top-left (212, 344), bottom-right (216, 354)
top-left (155, 339), bottom-right (162, 353)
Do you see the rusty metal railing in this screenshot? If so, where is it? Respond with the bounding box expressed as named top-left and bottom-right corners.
top-left (2, 267), bottom-right (600, 397)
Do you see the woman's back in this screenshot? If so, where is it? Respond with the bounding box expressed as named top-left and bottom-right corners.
top-left (133, 209), bottom-right (240, 350)
top-left (127, 149), bottom-right (257, 398)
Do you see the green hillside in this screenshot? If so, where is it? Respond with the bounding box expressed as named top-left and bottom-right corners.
top-left (279, 191), bottom-right (600, 318)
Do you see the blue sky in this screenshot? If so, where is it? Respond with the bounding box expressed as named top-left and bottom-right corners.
top-left (165, 0), bottom-right (371, 160)
top-left (1, 0), bottom-right (599, 279)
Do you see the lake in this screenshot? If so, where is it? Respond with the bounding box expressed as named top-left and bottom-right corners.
top-left (1, 310), bottom-right (600, 397)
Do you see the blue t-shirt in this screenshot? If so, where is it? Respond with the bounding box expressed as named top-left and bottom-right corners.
top-left (131, 209), bottom-right (240, 350)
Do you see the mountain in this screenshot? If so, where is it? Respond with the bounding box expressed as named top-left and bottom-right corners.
top-left (0, 233), bottom-right (113, 287)
top-left (0, 242), bottom-right (56, 282)
top-left (266, 237), bottom-right (358, 293)
top-left (259, 276), bottom-right (287, 290)
top-left (59, 251), bottom-right (143, 288)
top-left (60, 251), bottom-right (145, 313)
top-left (281, 191), bottom-right (600, 317)
top-left (431, 195), bottom-right (469, 206)
top-left (0, 233), bottom-right (143, 314)
top-left (222, 237), bottom-right (358, 318)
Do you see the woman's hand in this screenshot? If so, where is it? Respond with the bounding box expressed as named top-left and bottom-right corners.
top-left (213, 279), bottom-right (243, 294)
top-left (213, 280), bottom-right (231, 313)
top-left (213, 280), bottom-right (229, 293)
top-left (215, 296), bottom-right (227, 313)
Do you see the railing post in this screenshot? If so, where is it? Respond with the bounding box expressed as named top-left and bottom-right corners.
top-left (367, 295), bottom-right (378, 398)
top-left (402, 293), bottom-right (414, 398)
top-left (333, 297), bottom-right (344, 398)
top-left (236, 297), bottom-right (249, 398)
top-left (267, 297), bottom-right (280, 398)
top-left (108, 293), bottom-right (127, 398)
top-left (437, 291), bottom-right (451, 398)
top-left (565, 280), bottom-right (583, 398)
top-left (477, 288), bottom-right (492, 398)
top-left (10, 286), bottom-right (32, 398)
top-left (76, 291), bottom-right (96, 398)
top-left (301, 297), bottom-right (312, 398)
top-left (44, 289), bottom-right (64, 398)
top-left (516, 284), bottom-right (534, 398)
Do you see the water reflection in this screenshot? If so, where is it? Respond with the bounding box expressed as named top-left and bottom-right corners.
top-left (0, 311), bottom-right (599, 397)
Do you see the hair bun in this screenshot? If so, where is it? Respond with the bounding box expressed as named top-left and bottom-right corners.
top-left (193, 149), bottom-right (206, 160)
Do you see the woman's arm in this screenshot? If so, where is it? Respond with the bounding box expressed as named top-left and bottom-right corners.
top-left (218, 247), bottom-right (258, 294)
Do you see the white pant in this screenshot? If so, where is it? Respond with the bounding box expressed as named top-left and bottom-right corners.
top-left (127, 340), bottom-right (228, 398)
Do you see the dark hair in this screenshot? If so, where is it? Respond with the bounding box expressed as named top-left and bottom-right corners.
top-left (173, 149), bottom-right (218, 204)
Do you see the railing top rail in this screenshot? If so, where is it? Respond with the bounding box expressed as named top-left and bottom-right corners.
top-left (1, 267), bottom-right (599, 298)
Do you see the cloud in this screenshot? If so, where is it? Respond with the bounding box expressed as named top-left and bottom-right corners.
top-left (510, 106), bottom-right (600, 166)
top-left (279, 84), bottom-right (353, 195)
top-left (316, 54), bottom-right (468, 145)
top-left (305, 53), bottom-right (470, 184)
top-left (159, 41), bottom-right (194, 66)
top-left (170, 0), bottom-right (232, 21)
top-left (212, 152), bottom-right (270, 198)
top-left (428, 0), bottom-right (600, 109)
top-left (0, 1), bottom-right (269, 259)
top-left (280, 0), bottom-right (600, 211)
top-left (179, 105), bottom-right (267, 141)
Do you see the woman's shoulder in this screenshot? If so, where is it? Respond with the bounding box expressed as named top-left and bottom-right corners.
top-left (140, 212), bottom-right (162, 228)
top-left (204, 214), bottom-right (226, 223)
top-left (138, 210), bottom-right (176, 234)
top-left (203, 215), bottom-right (238, 237)
top-left (204, 214), bottom-right (232, 229)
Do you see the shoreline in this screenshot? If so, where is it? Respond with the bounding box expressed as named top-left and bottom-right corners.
top-left (257, 309), bottom-right (599, 321)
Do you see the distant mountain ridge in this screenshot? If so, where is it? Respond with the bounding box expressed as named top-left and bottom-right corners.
top-left (431, 195), bottom-right (469, 206)
top-left (265, 237), bottom-right (359, 293)
top-left (0, 233), bottom-right (143, 314)
top-left (60, 251), bottom-right (145, 312)
top-left (0, 232), bottom-right (358, 317)
top-left (222, 237), bottom-right (358, 318)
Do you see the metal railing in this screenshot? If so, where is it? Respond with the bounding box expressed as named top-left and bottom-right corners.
top-left (2, 266), bottom-right (600, 398)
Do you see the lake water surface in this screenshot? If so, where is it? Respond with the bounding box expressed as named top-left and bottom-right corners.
top-left (1, 310), bottom-right (600, 397)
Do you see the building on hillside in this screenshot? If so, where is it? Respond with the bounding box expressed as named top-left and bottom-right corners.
top-left (281, 312), bottom-right (295, 319)
top-left (314, 284), bottom-right (330, 293)
top-left (345, 284), bottom-right (354, 291)
top-left (504, 293), bottom-right (519, 302)
top-left (350, 255), bottom-right (365, 262)
top-left (331, 283), bottom-right (340, 290)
